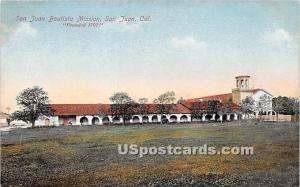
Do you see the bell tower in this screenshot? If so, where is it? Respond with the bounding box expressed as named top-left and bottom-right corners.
top-left (235, 75), bottom-right (250, 89)
top-left (232, 75), bottom-right (252, 104)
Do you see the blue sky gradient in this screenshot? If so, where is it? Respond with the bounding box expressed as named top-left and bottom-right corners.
top-left (0, 1), bottom-right (299, 111)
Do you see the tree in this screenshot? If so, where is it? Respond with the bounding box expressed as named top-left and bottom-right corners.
top-left (272, 96), bottom-right (285, 120)
top-left (273, 96), bottom-right (287, 115)
top-left (11, 86), bottom-right (52, 127)
top-left (109, 92), bottom-right (137, 125)
top-left (190, 101), bottom-right (206, 121)
top-left (98, 104), bottom-right (110, 124)
top-left (241, 96), bottom-right (255, 114)
top-left (207, 100), bottom-right (221, 114)
top-left (138, 98), bottom-right (148, 104)
top-left (6, 117), bottom-right (12, 126)
top-left (153, 91), bottom-right (176, 123)
top-left (256, 94), bottom-right (272, 120)
top-left (154, 91), bottom-right (176, 105)
top-left (109, 92), bottom-right (133, 105)
top-left (272, 96), bottom-right (299, 116)
top-left (222, 99), bottom-right (233, 114)
top-left (177, 97), bottom-right (185, 104)
top-left (206, 100), bottom-right (221, 121)
top-left (292, 98), bottom-right (299, 115)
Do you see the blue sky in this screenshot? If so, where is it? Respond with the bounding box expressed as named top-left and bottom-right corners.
top-left (0, 1), bottom-right (299, 111)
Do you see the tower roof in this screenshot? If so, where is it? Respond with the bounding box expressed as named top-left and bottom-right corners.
top-left (235, 75), bottom-right (250, 78)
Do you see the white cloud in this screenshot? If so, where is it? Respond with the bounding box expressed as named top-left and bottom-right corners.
top-left (2, 22), bottom-right (38, 49)
top-left (262, 29), bottom-right (293, 46)
top-left (171, 37), bottom-right (206, 50)
top-left (14, 22), bottom-right (38, 38)
top-left (3, 22), bottom-right (38, 47)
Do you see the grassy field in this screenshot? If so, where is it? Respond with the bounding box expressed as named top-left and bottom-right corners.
top-left (1, 120), bottom-right (299, 186)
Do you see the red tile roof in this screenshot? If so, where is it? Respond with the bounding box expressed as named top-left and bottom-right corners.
top-left (50, 104), bottom-right (110, 116)
top-left (235, 75), bottom-right (250, 78)
top-left (134, 104), bottom-right (190, 114)
top-left (219, 102), bottom-right (241, 112)
top-left (186, 93), bottom-right (232, 103)
top-left (49, 103), bottom-right (190, 116)
top-left (180, 100), bottom-right (241, 113)
top-left (50, 90), bottom-right (258, 116)
top-left (173, 104), bottom-right (191, 113)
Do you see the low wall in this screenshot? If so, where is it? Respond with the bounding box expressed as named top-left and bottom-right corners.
top-left (256, 114), bottom-right (299, 122)
top-left (0, 122), bottom-right (8, 127)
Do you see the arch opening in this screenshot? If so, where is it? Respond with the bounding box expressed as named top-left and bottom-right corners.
top-left (132, 116), bottom-right (140, 123)
top-left (170, 115), bottom-right (178, 123)
top-left (191, 115), bottom-right (202, 122)
top-left (238, 114), bottom-right (242, 120)
top-left (215, 114), bottom-right (220, 121)
top-left (92, 117), bottom-right (100, 125)
top-left (152, 115), bottom-right (158, 123)
top-left (205, 114), bottom-right (213, 120)
top-left (230, 114), bottom-right (235, 121)
top-left (180, 115), bottom-right (188, 122)
top-left (112, 116), bottom-right (121, 124)
top-left (142, 116), bottom-right (149, 123)
top-left (102, 117), bottom-right (110, 124)
top-left (80, 117), bottom-right (88, 125)
top-left (222, 114), bottom-right (227, 121)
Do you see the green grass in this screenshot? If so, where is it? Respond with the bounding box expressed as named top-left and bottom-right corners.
top-left (1, 121), bottom-right (299, 186)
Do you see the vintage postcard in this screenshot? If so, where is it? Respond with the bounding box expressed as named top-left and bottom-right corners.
top-left (0, 1), bottom-right (299, 186)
